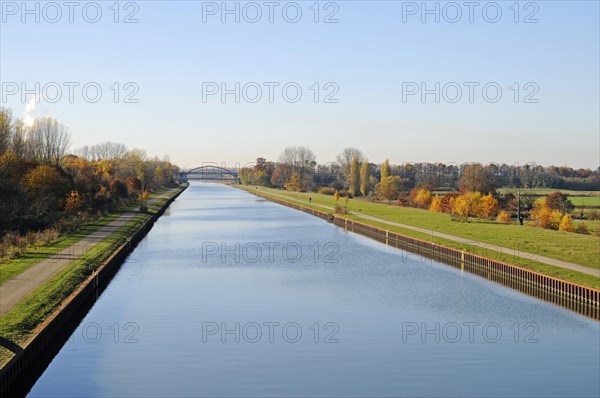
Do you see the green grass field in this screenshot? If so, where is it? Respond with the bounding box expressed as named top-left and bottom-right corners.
top-left (568, 196), bottom-right (600, 207)
top-left (245, 186), bottom-right (600, 270)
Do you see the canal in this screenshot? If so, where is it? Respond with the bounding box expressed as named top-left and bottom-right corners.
top-left (28, 183), bottom-right (600, 397)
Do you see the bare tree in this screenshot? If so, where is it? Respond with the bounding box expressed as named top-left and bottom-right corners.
top-left (29, 117), bottom-right (71, 165)
top-left (11, 119), bottom-right (28, 159)
top-left (92, 141), bottom-right (128, 160)
top-left (278, 146), bottom-right (316, 187)
top-left (507, 163), bottom-right (539, 224)
top-left (75, 141), bottom-right (128, 161)
top-left (74, 145), bottom-right (92, 160)
top-left (336, 147), bottom-right (364, 185)
top-left (0, 107), bottom-right (13, 153)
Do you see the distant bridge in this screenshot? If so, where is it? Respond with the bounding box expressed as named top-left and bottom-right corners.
top-left (179, 165), bottom-right (240, 183)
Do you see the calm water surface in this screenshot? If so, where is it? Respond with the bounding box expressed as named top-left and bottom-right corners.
top-left (28, 183), bottom-right (600, 397)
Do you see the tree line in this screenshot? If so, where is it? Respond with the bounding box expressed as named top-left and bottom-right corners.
top-left (0, 106), bottom-right (180, 234)
top-left (236, 146), bottom-right (599, 233)
top-left (239, 146), bottom-right (598, 195)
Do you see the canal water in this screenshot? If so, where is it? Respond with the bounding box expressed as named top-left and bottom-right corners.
top-left (28, 183), bottom-right (600, 397)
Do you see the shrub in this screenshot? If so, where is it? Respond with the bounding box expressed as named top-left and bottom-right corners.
top-left (531, 203), bottom-right (563, 230)
top-left (334, 205), bottom-right (348, 214)
top-left (575, 223), bottom-right (590, 235)
top-left (496, 211), bottom-right (511, 224)
top-left (586, 210), bottom-right (599, 220)
top-left (558, 215), bottom-right (575, 232)
top-left (317, 187), bottom-right (336, 195)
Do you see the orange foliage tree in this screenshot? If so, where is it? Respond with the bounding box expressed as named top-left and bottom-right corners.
top-left (496, 211), bottom-right (511, 224)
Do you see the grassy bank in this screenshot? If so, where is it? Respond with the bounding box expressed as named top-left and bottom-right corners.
top-left (238, 186), bottom-right (600, 289)
top-left (0, 185), bottom-right (185, 366)
top-left (0, 188), bottom-right (171, 285)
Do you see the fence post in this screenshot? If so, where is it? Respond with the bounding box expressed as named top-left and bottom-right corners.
top-left (461, 251), bottom-right (465, 271)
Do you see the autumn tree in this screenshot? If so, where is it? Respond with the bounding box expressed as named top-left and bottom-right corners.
top-left (376, 176), bottom-right (402, 204)
top-left (125, 176), bottom-right (143, 196)
top-left (496, 211), bottom-right (511, 224)
top-left (65, 191), bottom-right (84, 214)
top-left (477, 193), bottom-right (499, 219)
top-left (23, 165), bottom-right (70, 216)
top-left (429, 195), bottom-right (443, 212)
top-left (359, 159), bottom-right (371, 197)
top-left (530, 202), bottom-right (563, 230)
top-left (348, 155), bottom-right (361, 196)
top-left (284, 173), bottom-right (302, 191)
top-left (271, 164), bottom-right (287, 188)
top-left (558, 215), bottom-right (574, 232)
top-left (545, 192), bottom-right (573, 213)
top-left (380, 159), bottom-right (390, 181)
top-left (413, 188), bottom-right (432, 209)
top-left (441, 192), bottom-right (460, 213)
top-left (451, 192), bottom-right (482, 222)
top-left (278, 146), bottom-right (316, 190)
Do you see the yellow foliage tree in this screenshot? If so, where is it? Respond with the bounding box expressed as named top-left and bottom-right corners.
top-left (429, 195), bottom-right (443, 212)
top-left (334, 189), bottom-right (340, 203)
top-left (284, 173), bottom-right (301, 192)
top-left (477, 193), bottom-right (499, 219)
top-left (531, 203), bottom-right (563, 230)
top-left (414, 188), bottom-right (432, 209)
top-left (380, 159), bottom-right (390, 180)
top-left (451, 195), bottom-right (470, 222)
top-left (558, 215), bottom-right (575, 232)
top-left (65, 190), bottom-right (83, 214)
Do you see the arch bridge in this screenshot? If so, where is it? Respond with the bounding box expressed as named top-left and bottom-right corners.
top-left (179, 165), bottom-right (240, 183)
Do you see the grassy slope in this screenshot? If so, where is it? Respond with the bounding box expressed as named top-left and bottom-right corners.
top-left (568, 196), bottom-right (600, 207)
top-left (0, 187), bottom-right (183, 366)
top-left (238, 186), bottom-right (600, 289)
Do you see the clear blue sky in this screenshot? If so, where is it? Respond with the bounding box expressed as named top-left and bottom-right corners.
top-left (1, 1), bottom-right (598, 169)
